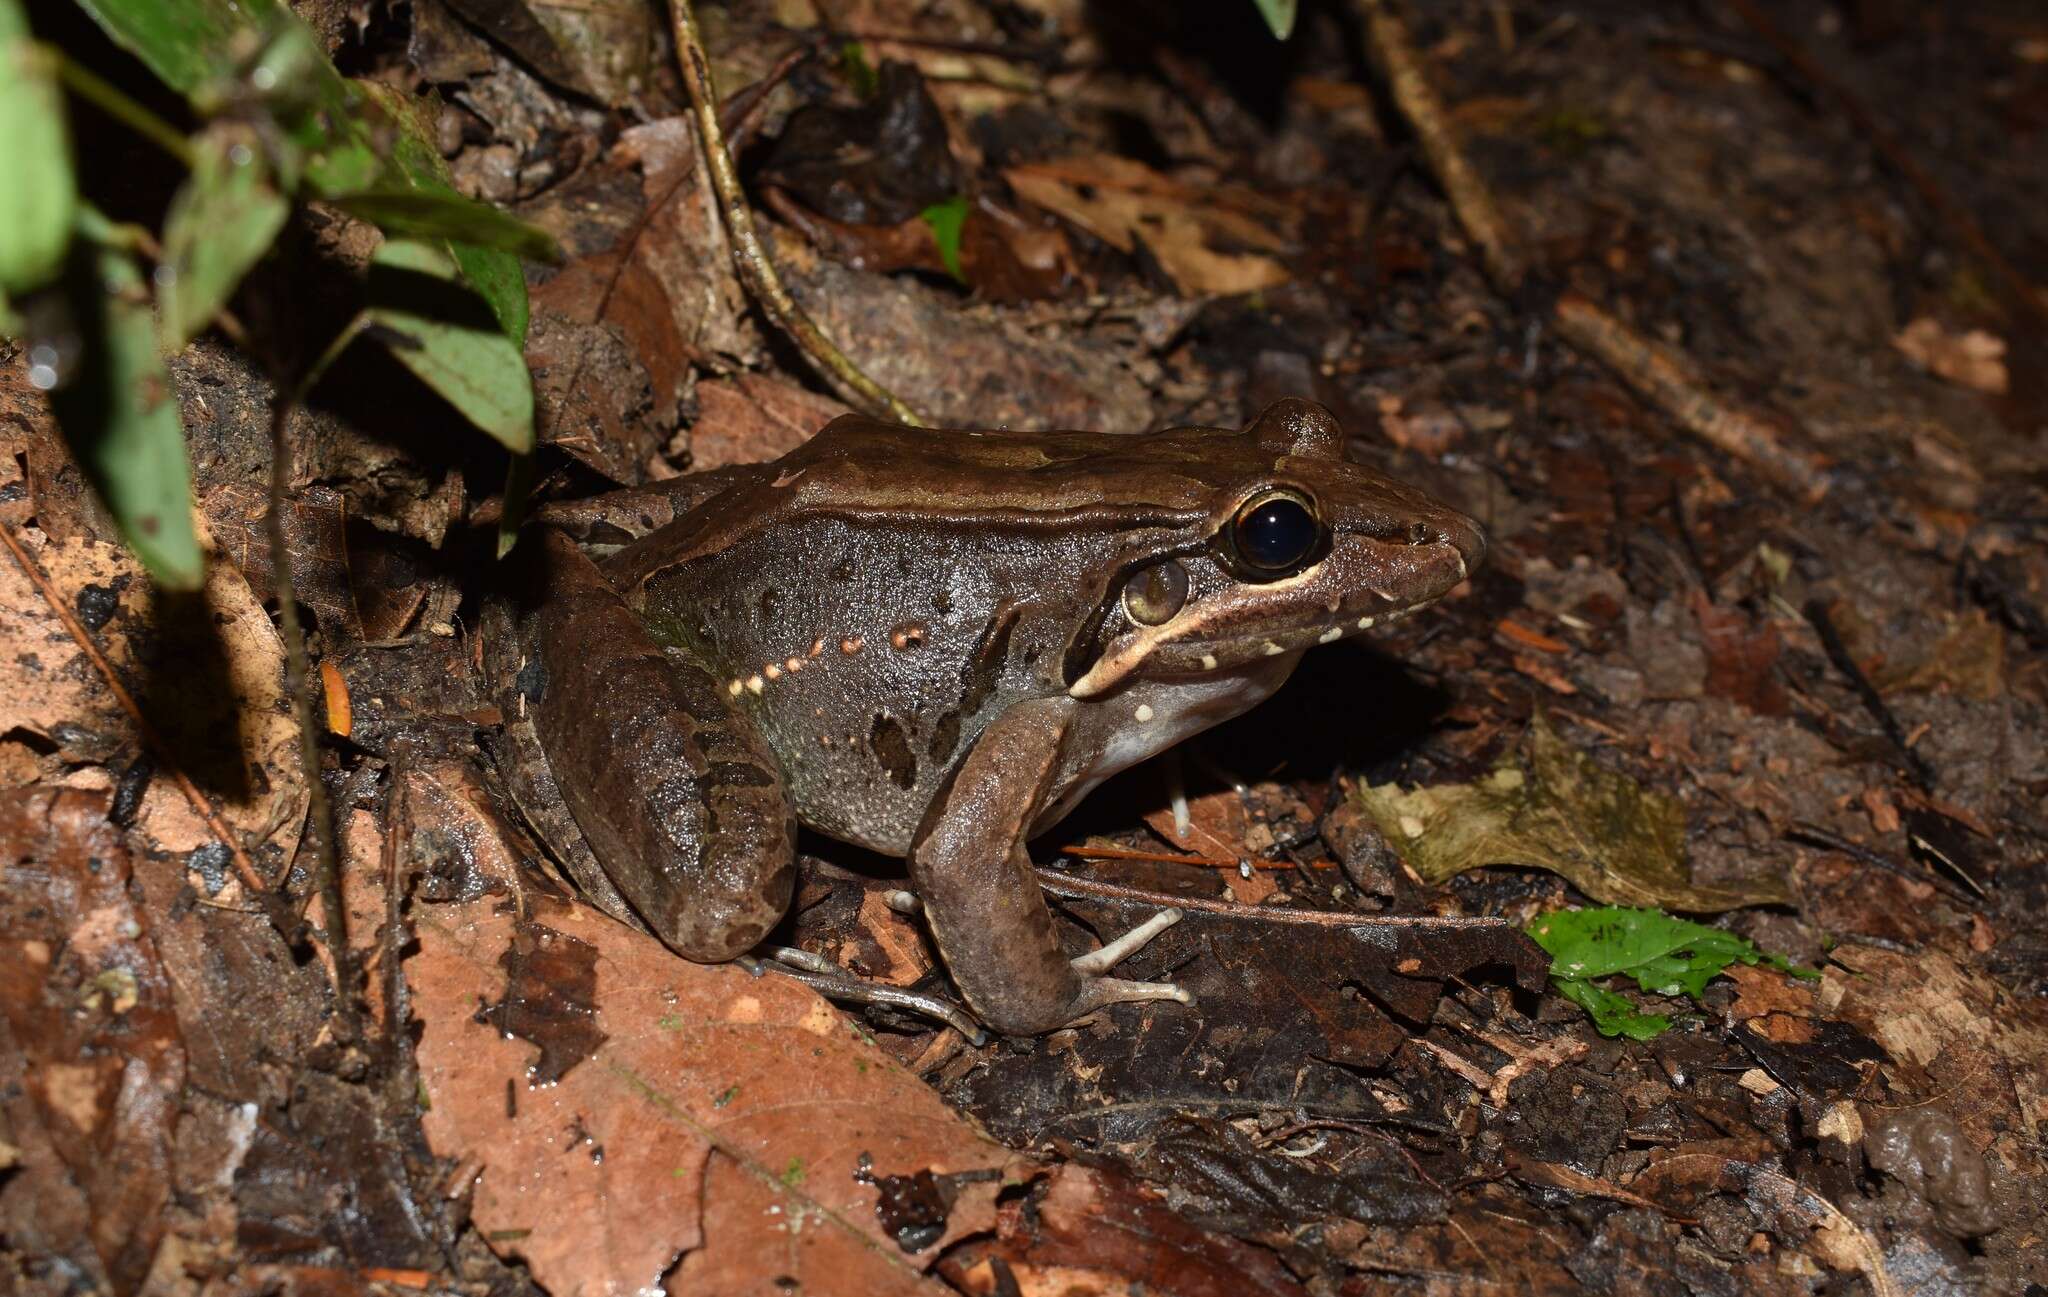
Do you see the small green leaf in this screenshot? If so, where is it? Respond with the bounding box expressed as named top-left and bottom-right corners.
top-left (358, 80), bottom-right (532, 344)
top-left (0, 0), bottom-right (77, 295)
top-left (841, 41), bottom-right (877, 99)
top-left (1527, 906), bottom-right (1819, 1040)
top-left (1551, 977), bottom-right (1671, 1041)
top-left (159, 126), bottom-right (289, 350)
top-left (45, 211), bottom-right (203, 589)
top-left (327, 188), bottom-right (561, 263)
top-left (920, 195), bottom-right (969, 285)
top-left (365, 238), bottom-right (534, 453)
top-left (1250, 0), bottom-right (1297, 40)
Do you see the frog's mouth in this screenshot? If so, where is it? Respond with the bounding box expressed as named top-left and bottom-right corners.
top-left (1066, 536), bottom-right (1472, 699)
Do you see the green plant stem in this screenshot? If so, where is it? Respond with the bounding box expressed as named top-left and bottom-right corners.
top-left (42, 43), bottom-right (195, 168)
top-left (664, 0), bottom-right (924, 427)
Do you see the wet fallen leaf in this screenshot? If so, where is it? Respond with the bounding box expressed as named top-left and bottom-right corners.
top-left (1004, 154), bottom-right (1293, 297)
top-left (408, 889), bottom-right (1031, 1296)
top-left (1356, 712), bottom-right (1790, 910)
top-left (0, 787), bottom-right (185, 1294)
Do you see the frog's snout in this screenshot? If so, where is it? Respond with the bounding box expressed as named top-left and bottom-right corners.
top-left (1428, 509), bottom-right (1486, 587)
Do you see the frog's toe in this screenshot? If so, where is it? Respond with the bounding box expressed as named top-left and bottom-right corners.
top-left (1069, 906), bottom-right (1183, 976)
top-left (1064, 975), bottom-right (1196, 1022)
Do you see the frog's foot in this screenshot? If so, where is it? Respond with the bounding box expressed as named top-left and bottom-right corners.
top-left (761, 945), bottom-right (988, 1044)
top-left (1060, 908), bottom-right (1196, 1020)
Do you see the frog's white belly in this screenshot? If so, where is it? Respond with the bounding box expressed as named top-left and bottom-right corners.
top-left (1031, 651), bottom-right (1302, 837)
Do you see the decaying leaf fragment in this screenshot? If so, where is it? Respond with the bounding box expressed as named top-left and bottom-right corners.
top-left (1355, 711), bottom-right (1788, 910)
top-left (1003, 154), bottom-right (1293, 297)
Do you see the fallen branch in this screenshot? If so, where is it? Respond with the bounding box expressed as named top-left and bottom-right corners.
top-left (665, 0), bottom-right (924, 426)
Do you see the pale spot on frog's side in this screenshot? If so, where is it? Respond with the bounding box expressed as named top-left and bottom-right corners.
top-left (746, 675), bottom-right (765, 694)
top-left (764, 663), bottom-right (782, 681)
top-left (1134, 703), bottom-right (1155, 723)
top-left (1318, 626), bottom-right (1343, 644)
top-left (1356, 614), bottom-right (1376, 630)
top-left (840, 636), bottom-right (864, 655)
top-left (889, 621), bottom-right (928, 651)
top-left (1262, 641), bottom-right (1284, 655)
top-left (1200, 653), bottom-right (1218, 670)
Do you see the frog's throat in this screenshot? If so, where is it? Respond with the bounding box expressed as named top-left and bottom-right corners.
top-left (1065, 548), bottom-right (1464, 699)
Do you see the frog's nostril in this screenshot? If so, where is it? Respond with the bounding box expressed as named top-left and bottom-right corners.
top-left (1407, 521), bottom-right (1432, 545)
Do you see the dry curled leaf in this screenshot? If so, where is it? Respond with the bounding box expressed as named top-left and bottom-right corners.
top-left (1356, 711), bottom-right (1789, 910)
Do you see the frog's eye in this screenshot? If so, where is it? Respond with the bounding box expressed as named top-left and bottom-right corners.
top-left (1122, 561), bottom-right (1189, 626)
top-left (1231, 490), bottom-right (1320, 575)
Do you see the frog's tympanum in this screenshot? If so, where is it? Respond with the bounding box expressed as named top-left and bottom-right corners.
top-left (492, 399), bottom-right (1484, 1035)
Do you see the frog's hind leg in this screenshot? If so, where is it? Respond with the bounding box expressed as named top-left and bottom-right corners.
top-left (520, 531), bottom-right (798, 961)
top-left (909, 697), bottom-right (1193, 1035)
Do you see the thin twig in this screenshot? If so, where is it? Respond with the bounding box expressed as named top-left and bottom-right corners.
top-left (266, 393), bottom-right (361, 1044)
top-left (1552, 294), bottom-right (1831, 501)
top-left (1034, 866), bottom-right (1514, 930)
top-left (1356, 0), bottom-right (1523, 293)
top-left (0, 520), bottom-right (268, 894)
top-left (665, 0), bottom-right (924, 426)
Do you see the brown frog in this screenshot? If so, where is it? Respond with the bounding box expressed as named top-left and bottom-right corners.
top-left (490, 399), bottom-right (1483, 1035)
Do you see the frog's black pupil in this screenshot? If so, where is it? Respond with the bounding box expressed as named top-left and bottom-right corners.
top-left (1236, 497), bottom-right (1316, 571)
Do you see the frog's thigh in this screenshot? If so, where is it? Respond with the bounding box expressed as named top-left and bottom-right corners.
top-left (527, 533), bottom-right (796, 961)
top-left (910, 698), bottom-right (1188, 1034)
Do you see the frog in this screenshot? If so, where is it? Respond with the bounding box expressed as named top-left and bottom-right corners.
top-left (486, 398), bottom-right (1484, 1036)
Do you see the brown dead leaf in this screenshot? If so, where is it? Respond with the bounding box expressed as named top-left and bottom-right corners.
top-left (1724, 962), bottom-right (1816, 1021)
top-left (0, 787), bottom-right (185, 1293)
top-left (1004, 154), bottom-right (1293, 296)
top-left (0, 527), bottom-right (305, 870)
top-left (689, 372), bottom-right (851, 471)
top-left (443, 0), bottom-right (654, 105)
top-left (940, 1163), bottom-right (1305, 1297)
top-left (1691, 590), bottom-right (1789, 716)
top-left (1873, 612), bottom-right (2005, 700)
top-left (1892, 317), bottom-right (2009, 394)
top-left (409, 891), bottom-right (1030, 1296)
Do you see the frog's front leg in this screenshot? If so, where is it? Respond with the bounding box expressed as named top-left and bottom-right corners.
top-left (524, 532), bottom-right (797, 960)
top-left (909, 697), bottom-right (1193, 1035)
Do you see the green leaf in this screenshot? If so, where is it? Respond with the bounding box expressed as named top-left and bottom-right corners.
top-left (497, 450), bottom-right (535, 560)
top-left (69, 1), bottom-right (535, 342)
top-left (1250, 0), bottom-right (1297, 40)
top-left (1356, 710), bottom-right (1790, 911)
top-left (1551, 977), bottom-right (1671, 1041)
top-left (365, 238), bottom-right (534, 453)
top-left (44, 211), bottom-right (203, 589)
top-left (67, 0), bottom-right (270, 98)
top-left (841, 41), bottom-right (877, 99)
top-left (326, 188), bottom-right (561, 263)
top-left (158, 125), bottom-right (289, 350)
top-left (356, 80), bottom-right (532, 344)
top-left (1527, 906), bottom-right (1819, 1040)
top-left (920, 195), bottom-right (969, 285)
top-left (0, 0), bottom-right (77, 295)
